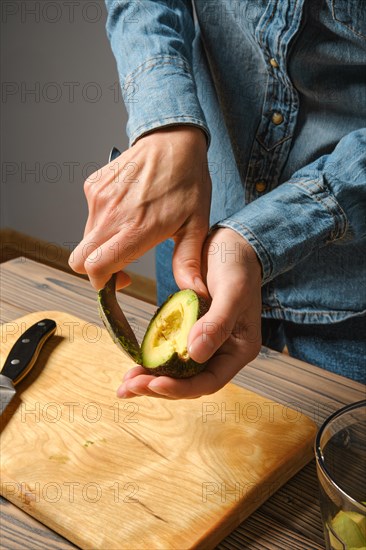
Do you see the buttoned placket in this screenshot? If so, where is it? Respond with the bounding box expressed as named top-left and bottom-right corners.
top-left (245, 0), bottom-right (306, 204)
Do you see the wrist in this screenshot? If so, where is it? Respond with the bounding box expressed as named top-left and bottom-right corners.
top-left (210, 227), bottom-right (263, 282)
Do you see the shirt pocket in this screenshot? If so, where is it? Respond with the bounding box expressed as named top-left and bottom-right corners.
top-left (332, 0), bottom-right (366, 40)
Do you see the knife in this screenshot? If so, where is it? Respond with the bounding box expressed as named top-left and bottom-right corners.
top-left (0, 319), bottom-right (57, 414)
top-left (97, 148), bottom-right (142, 364)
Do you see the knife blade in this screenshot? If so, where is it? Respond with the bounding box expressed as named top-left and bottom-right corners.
top-left (97, 147), bottom-right (142, 364)
top-left (0, 318), bottom-right (57, 414)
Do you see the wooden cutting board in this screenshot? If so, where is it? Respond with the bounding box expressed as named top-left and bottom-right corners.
top-left (0, 311), bottom-right (317, 550)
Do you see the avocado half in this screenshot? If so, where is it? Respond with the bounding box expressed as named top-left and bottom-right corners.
top-left (141, 289), bottom-right (208, 378)
top-left (98, 280), bottom-right (209, 379)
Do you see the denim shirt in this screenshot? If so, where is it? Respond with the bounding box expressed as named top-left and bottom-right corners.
top-left (105, 0), bottom-right (366, 324)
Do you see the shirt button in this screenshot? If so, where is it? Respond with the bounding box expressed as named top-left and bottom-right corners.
top-left (270, 58), bottom-right (279, 68)
top-left (272, 112), bottom-right (284, 125)
top-left (255, 181), bottom-right (267, 193)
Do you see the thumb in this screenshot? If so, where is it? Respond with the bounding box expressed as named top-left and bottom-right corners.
top-left (187, 283), bottom-right (243, 364)
top-left (172, 231), bottom-right (208, 296)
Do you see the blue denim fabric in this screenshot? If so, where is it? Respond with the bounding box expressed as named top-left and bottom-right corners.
top-left (262, 317), bottom-right (366, 384)
top-left (156, 240), bottom-right (179, 304)
top-left (285, 318), bottom-right (366, 384)
top-left (105, 1), bottom-right (366, 377)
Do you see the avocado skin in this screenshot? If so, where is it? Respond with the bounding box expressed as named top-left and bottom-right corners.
top-left (141, 291), bottom-right (209, 379)
top-left (143, 354), bottom-right (208, 379)
top-left (98, 274), bottom-right (142, 363)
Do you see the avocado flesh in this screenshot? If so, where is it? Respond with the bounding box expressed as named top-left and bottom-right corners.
top-left (141, 289), bottom-right (208, 378)
top-left (329, 510), bottom-right (366, 549)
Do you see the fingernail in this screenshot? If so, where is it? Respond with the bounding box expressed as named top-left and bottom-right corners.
top-left (188, 334), bottom-right (215, 363)
top-left (194, 277), bottom-right (207, 296)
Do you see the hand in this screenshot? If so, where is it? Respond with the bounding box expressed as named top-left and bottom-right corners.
top-left (117, 227), bottom-right (262, 399)
top-left (69, 126), bottom-right (211, 291)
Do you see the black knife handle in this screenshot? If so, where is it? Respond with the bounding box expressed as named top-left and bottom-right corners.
top-left (1, 319), bottom-right (56, 385)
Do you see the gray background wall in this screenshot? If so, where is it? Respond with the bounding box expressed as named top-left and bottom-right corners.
top-left (1, 0), bottom-right (156, 279)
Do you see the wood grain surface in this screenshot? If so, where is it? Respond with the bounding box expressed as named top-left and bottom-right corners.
top-left (1, 311), bottom-right (316, 550)
top-left (0, 228), bottom-right (157, 305)
top-left (0, 258), bottom-right (365, 550)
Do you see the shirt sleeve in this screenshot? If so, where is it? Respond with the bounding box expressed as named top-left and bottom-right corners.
top-left (216, 129), bottom-right (366, 284)
top-left (104, 0), bottom-right (210, 145)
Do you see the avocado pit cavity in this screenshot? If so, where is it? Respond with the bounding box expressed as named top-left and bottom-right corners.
top-left (141, 289), bottom-right (208, 378)
top-left (98, 282), bottom-right (209, 379)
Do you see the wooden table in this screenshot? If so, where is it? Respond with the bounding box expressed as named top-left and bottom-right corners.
top-left (0, 258), bottom-right (365, 550)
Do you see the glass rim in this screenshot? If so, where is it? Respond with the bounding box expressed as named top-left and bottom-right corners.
top-left (315, 399), bottom-right (366, 512)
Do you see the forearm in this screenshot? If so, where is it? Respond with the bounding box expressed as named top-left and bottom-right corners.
top-left (105, 0), bottom-right (209, 145)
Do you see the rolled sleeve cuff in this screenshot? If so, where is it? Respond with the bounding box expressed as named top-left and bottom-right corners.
top-left (121, 55), bottom-right (210, 146)
top-left (215, 176), bottom-right (348, 284)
